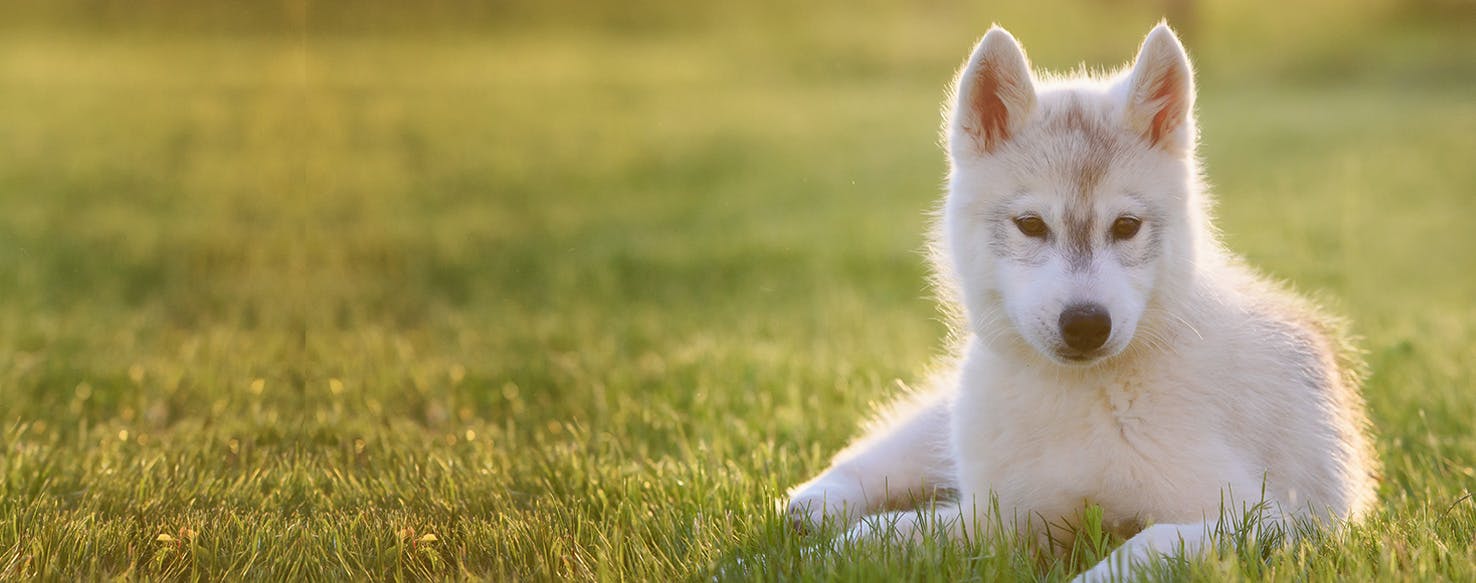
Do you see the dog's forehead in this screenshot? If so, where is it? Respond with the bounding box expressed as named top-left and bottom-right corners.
top-left (1005, 92), bottom-right (1137, 206)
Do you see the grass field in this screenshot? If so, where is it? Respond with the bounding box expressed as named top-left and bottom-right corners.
top-left (1, 1), bottom-right (1474, 580)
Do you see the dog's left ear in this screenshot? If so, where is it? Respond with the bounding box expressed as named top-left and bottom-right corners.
top-left (1124, 23), bottom-right (1195, 152)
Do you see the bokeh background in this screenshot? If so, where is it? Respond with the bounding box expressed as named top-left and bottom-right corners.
top-left (1, 0), bottom-right (1473, 579)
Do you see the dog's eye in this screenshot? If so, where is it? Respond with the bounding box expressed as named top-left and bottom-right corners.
top-left (1111, 216), bottom-right (1142, 240)
top-left (1013, 216), bottom-right (1049, 238)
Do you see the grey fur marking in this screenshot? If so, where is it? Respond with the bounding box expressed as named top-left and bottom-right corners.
top-left (1050, 98), bottom-right (1124, 272)
top-left (1062, 202), bottom-right (1095, 271)
top-left (1117, 194), bottom-right (1166, 268)
top-left (985, 194), bottom-right (1050, 266)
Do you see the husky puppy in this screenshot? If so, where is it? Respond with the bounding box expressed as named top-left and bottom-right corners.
top-left (785, 22), bottom-right (1378, 581)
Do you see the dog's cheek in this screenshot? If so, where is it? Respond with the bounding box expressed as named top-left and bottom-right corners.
top-left (993, 263), bottom-right (1035, 326)
top-left (1125, 260), bottom-right (1156, 297)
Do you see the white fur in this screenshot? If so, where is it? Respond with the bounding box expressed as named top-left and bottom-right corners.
top-left (785, 23), bottom-right (1377, 581)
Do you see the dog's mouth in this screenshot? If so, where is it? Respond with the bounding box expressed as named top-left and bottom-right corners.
top-left (1055, 349), bottom-right (1101, 363)
top-left (1051, 344), bottom-right (1119, 365)
top-left (1046, 328), bottom-right (1138, 366)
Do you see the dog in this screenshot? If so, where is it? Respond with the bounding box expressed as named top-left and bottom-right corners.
top-left (785, 22), bottom-right (1378, 581)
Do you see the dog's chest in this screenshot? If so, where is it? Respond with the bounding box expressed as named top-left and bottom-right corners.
top-left (952, 357), bottom-right (1229, 528)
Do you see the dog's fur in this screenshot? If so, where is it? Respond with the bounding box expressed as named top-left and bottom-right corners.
top-left (785, 23), bottom-right (1378, 581)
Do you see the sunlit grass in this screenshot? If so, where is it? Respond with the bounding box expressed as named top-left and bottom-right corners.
top-left (1, 2), bottom-right (1474, 579)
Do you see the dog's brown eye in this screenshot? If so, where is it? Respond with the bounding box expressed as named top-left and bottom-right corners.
top-left (1014, 216), bottom-right (1048, 238)
top-left (1111, 216), bottom-right (1142, 240)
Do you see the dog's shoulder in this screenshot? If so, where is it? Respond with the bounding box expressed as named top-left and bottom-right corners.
top-left (1214, 260), bottom-right (1366, 399)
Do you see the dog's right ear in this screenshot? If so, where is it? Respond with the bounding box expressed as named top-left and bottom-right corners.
top-left (950, 26), bottom-right (1036, 157)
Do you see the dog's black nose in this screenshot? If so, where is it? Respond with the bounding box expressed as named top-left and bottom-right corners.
top-left (1059, 303), bottom-right (1111, 352)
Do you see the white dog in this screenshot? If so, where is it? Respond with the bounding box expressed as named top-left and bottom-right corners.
top-left (785, 22), bottom-right (1378, 581)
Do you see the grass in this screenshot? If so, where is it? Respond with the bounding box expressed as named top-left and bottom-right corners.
top-left (1, 1), bottom-right (1474, 580)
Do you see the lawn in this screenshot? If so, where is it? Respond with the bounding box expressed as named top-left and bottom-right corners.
top-left (1, 1), bottom-right (1474, 580)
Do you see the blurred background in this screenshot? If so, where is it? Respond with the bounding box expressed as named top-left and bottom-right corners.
top-left (0, 0), bottom-right (1473, 578)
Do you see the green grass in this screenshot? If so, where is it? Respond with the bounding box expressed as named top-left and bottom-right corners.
top-left (1, 1), bottom-right (1475, 580)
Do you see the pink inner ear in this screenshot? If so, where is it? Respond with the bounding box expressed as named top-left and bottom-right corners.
top-left (1148, 65), bottom-right (1184, 145)
top-left (969, 64), bottom-right (1011, 152)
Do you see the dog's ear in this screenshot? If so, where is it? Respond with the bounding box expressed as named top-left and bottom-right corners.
top-left (1124, 22), bottom-right (1195, 151)
top-left (950, 26), bottom-right (1036, 157)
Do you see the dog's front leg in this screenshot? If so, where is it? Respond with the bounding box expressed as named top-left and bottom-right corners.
top-left (786, 391), bottom-right (953, 532)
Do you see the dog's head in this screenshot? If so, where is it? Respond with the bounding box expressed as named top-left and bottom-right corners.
top-left (940, 23), bottom-right (1203, 366)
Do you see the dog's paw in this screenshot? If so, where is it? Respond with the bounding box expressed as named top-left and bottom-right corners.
top-left (1071, 522), bottom-right (1194, 583)
top-left (1069, 562), bottom-right (1118, 583)
top-left (839, 511), bottom-right (934, 545)
top-left (784, 479), bottom-right (864, 534)
top-left (839, 516), bottom-right (882, 543)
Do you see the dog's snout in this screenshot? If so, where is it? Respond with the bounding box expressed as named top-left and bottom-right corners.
top-left (1059, 303), bottom-right (1111, 352)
